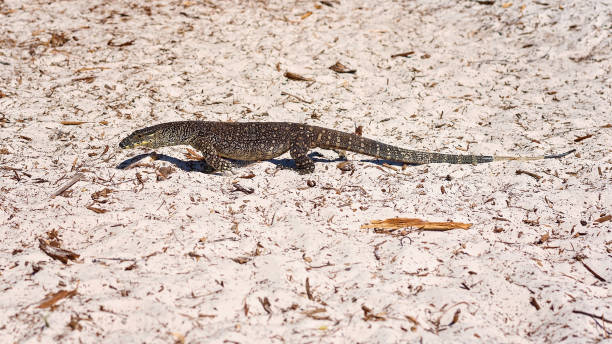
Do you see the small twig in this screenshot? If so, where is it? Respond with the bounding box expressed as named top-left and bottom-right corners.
top-left (280, 91), bottom-right (313, 104)
top-left (515, 169), bottom-right (542, 181)
top-left (492, 216), bottom-right (510, 222)
top-left (574, 134), bottom-right (593, 142)
top-left (305, 277), bottom-right (313, 301)
top-left (575, 255), bottom-right (606, 282)
top-left (51, 173), bottom-right (84, 198)
top-left (391, 51), bottom-right (415, 58)
top-left (573, 310), bottom-right (612, 324)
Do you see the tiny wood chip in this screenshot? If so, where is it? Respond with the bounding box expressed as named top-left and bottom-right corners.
top-left (39, 238), bottom-right (80, 263)
top-left (362, 218), bottom-right (472, 231)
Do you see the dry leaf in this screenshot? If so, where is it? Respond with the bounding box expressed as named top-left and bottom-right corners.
top-left (300, 11), bottom-right (312, 20)
top-left (49, 32), bottom-right (69, 47)
top-left (232, 257), bottom-right (250, 264)
top-left (284, 71), bottom-right (313, 82)
top-left (156, 166), bottom-right (175, 181)
top-left (362, 218), bottom-right (472, 231)
top-left (86, 204), bottom-right (107, 213)
top-left (185, 148), bottom-right (204, 160)
top-left (38, 288), bottom-right (77, 308)
top-left (329, 61), bottom-right (356, 74)
top-left (39, 238), bottom-right (80, 264)
top-left (502, 2), bottom-right (513, 8)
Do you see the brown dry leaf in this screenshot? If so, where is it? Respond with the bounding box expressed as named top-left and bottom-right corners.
top-left (38, 288), bottom-right (78, 308)
top-left (284, 71), bottom-right (313, 82)
top-left (49, 32), bottom-right (69, 47)
top-left (61, 121), bottom-right (87, 125)
top-left (239, 172), bottom-right (256, 179)
top-left (259, 297), bottom-right (272, 314)
top-left (329, 61), bottom-right (356, 74)
top-left (232, 257), bottom-right (250, 264)
top-left (362, 304), bottom-right (386, 321)
top-left (86, 204), bottom-right (107, 214)
top-left (362, 218), bottom-right (472, 231)
top-left (39, 238), bottom-right (80, 264)
top-left (156, 166), bottom-right (175, 181)
top-left (91, 188), bottom-right (113, 202)
top-left (336, 161), bottom-right (354, 172)
top-left (502, 2), bottom-right (513, 8)
top-left (300, 11), bottom-right (312, 20)
top-left (185, 148), bottom-right (204, 160)
top-left (594, 215), bottom-right (611, 223)
top-left (0, 148), bottom-right (9, 154)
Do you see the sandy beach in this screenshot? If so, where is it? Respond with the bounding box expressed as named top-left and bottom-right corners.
top-left (0, 0), bottom-right (610, 343)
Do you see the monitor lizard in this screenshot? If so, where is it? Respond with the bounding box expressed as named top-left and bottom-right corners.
top-left (118, 121), bottom-right (575, 174)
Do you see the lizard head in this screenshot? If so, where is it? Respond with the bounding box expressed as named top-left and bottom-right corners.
top-left (119, 125), bottom-right (165, 149)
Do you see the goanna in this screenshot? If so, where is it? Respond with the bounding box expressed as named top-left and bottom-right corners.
top-left (119, 121), bottom-right (574, 174)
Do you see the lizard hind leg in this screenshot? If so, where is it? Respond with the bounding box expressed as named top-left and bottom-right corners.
top-left (290, 141), bottom-right (315, 174)
top-left (190, 137), bottom-right (233, 172)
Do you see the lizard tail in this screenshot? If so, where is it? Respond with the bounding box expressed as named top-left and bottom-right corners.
top-left (313, 127), bottom-right (575, 165)
top-left (492, 149), bottom-right (576, 162)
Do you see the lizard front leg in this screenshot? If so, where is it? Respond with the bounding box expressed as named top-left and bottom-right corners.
top-left (290, 139), bottom-right (315, 174)
top-left (189, 137), bottom-right (233, 172)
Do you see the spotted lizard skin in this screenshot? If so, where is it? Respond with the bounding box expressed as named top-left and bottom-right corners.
top-left (119, 121), bottom-right (573, 174)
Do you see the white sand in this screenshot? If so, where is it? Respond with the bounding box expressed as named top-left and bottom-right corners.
top-left (0, 0), bottom-right (610, 343)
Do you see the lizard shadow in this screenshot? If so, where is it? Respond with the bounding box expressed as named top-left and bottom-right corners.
top-left (116, 152), bottom-right (415, 173)
top-left (267, 152), bottom-right (417, 169)
top-left (116, 152), bottom-right (216, 173)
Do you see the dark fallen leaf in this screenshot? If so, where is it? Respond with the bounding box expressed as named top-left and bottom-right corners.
top-left (39, 238), bottom-right (80, 264)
